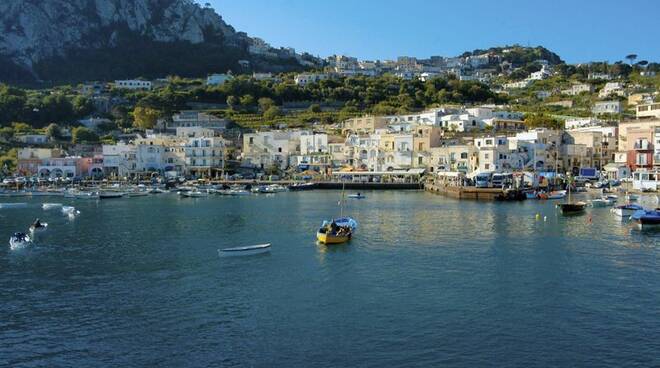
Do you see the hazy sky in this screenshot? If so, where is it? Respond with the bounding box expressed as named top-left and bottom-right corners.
top-left (209, 0), bottom-right (660, 63)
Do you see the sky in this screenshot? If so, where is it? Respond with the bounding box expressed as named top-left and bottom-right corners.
top-left (207, 0), bottom-right (660, 64)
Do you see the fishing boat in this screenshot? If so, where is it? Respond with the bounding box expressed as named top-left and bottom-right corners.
top-left (288, 182), bottom-right (316, 191)
top-left (556, 177), bottom-right (586, 215)
top-left (317, 183), bottom-right (357, 244)
top-left (218, 243), bottom-right (271, 257)
top-left (630, 209), bottom-right (660, 228)
top-left (348, 193), bottom-right (366, 199)
top-left (9, 232), bottom-right (31, 249)
top-left (611, 203), bottom-right (644, 218)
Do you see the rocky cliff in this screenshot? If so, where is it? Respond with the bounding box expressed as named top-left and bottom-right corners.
top-left (0, 0), bottom-right (306, 83)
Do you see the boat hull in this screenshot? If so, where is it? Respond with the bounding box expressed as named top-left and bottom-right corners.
top-left (316, 231), bottom-right (351, 244)
top-left (557, 202), bottom-right (587, 215)
top-left (218, 244), bottom-right (271, 257)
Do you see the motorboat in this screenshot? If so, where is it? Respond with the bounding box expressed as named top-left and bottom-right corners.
top-left (99, 191), bottom-right (126, 199)
top-left (589, 197), bottom-right (615, 207)
top-left (29, 221), bottom-right (48, 234)
top-left (538, 190), bottom-right (567, 200)
top-left (74, 191), bottom-right (100, 200)
top-left (9, 232), bottom-right (31, 249)
top-left (263, 184), bottom-right (287, 193)
top-left (288, 183), bottom-right (316, 191)
top-left (631, 209), bottom-right (660, 228)
top-left (218, 243), bottom-right (271, 257)
top-left (62, 206), bottom-right (81, 217)
top-left (348, 193), bottom-right (366, 199)
top-left (228, 189), bottom-right (251, 196)
top-left (611, 204), bottom-right (644, 218)
top-left (42, 203), bottom-right (63, 210)
top-left (317, 217), bottom-right (358, 244)
top-left (179, 190), bottom-right (209, 198)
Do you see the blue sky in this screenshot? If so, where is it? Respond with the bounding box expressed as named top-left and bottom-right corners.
top-left (208, 0), bottom-right (660, 63)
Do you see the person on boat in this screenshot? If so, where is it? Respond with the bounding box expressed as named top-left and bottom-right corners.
top-left (32, 218), bottom-right (44, 228)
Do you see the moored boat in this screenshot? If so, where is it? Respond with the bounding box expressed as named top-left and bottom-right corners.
top-left (589, 197), bottom-right (615, 207)
top-left (557, 202), bottom-right (587, 215)
top-left (179, 190), bottom-right (209, 198)
top-left (99, 191), bottom-right (126, 199)
top-left (218, 243), bottom-right (271, 257)
top-left (630, 209), bottom-right (660, 228)
top-left (317, 217), bottom-right (358, 244)
top-left (611, 204), bottom-right (643, 218)
top-left (288, 182), bottom-right (316, 191)
top-left (546, 190), bottom-right (567, 200)
top-left (348, 193), bottom-right (366, 199)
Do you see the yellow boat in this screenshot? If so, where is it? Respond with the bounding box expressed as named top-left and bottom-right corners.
top-left (316, 227), bottom-right (352, 244)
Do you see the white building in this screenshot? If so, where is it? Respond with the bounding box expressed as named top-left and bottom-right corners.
top-left (183, 135), bottom-right (227, 177)
top-left (592, 101), bottom-right (622, 115)
top-left (134, 135), bottom-right (186, 175)
top-left (102, 143), bottom-right (137, 177)
top-left (167, 111), bottom-right (229, 132)
top-left (16, 134), bottom-right (49, 145)
top-left (599, 82), bottom-right (626, 98)
top-left (114, 80), bottom-right (152, 90)
top-left (562, 83), bottom-right (594, 96)
top-left (588, 72), bottom-right (612, 80)
top-left (242, 131), bottom-right (304, 170)
top-left (294, 73), bottom-right (330, 86)
top-left (636, 102), bottom-right (660, 119)
top-left (564, 118), bottom-right (603, 130)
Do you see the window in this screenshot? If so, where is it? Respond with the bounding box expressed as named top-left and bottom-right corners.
top-left (461, 152), bottom-right (468, 159)
top-left (485, 164), bottom-right (490, 170)
top-left (485, 154), bottom-right (490, 159)
top-left (278, 147), bottom-right (282, 153)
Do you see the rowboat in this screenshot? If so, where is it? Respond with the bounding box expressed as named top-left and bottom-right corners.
top-left (218, 243), bottom-right (271, 257)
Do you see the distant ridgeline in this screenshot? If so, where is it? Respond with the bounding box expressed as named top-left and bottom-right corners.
top-left (0, 0), bottom-right (311, 84)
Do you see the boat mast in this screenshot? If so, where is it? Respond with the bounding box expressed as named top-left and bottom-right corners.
top-left (340, 181), bottom-right (345, 218)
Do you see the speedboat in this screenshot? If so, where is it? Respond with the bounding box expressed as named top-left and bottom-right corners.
top-left (589, 197), bottom-right (615, 207)
top-left (557, 202), bottom-right (587, 215)
top-left (264, 184), bottom-right (287, 193)
top-left (42, 203), bottom-right (63, 210)
top-left (348, 193), bottom-right (366, 199)
top-left (9, 232), bottom-right (31, 249)
top-left (317, 217), bottom-right (358, 244)
top-left (547, 190), bottom-right (567, 200)
top-left (62, 206), bottom-right (81, 217)
top-left (630, 209), bottom-right (660, 228)
top-left (610, 203), bottom-right (643, 218)
top-left (218, 243), bottom-right (271, 257)
top-left (29, 221), bottom-right (48, 234)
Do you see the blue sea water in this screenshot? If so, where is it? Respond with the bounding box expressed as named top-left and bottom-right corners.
top-left (1, 191), bottom-right (659, 367)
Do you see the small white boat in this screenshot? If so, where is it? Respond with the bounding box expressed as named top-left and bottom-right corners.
top-left (546, 190), bottom-right (567, 200)
top-left (148, 188), bottom-right (167, 194)
top-left (62, 206), bottom-right (81, 216)
top-left (348, 193), bottom-right (366, 199)
top-left (9, 232), bottom-right (31, 249)
top-left (589, 197), bottom-right (615, 207)
top-left (99, 191), bottom-right (125, 199)
top-left (228, 189), bottom-right (250, 196)
top-left (179, 190), bottom-right (209, 198)
top-left (218, 243), bottom-right (271, 257)
top-left (263, 184), bottom-right (287, 193)
top-left (42, 203), bottom-right (63, 210)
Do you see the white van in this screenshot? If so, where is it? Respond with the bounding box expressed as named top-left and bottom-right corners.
top-left (475, 172), bottom-right (493, 188)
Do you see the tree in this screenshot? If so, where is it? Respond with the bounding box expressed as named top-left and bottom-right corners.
top-left (11, 122), bottom-right (32, 134)
top-left (308, 103), bottom-right (322, 113)
top-left (132, 106), bottom-right (160, 129)
top-left (263, 106), bottom-right (282, 120)
top-left (239, 94), bottom-right (256, 107)
top-left (258, 97), bottom-right (275, 112)
top-left (524, 113), bottom-right (562, 129)
top-left (0, 148), bottom-right (17, 174)
top-left (625, 54), bottom-right (638, 65)
top-left (226, 95), bottom-right (238, 110)
top-left (71, 127), bottom-right (99, 144)
top-left (0, 127), bottom-right (14, 141)
top-left (45, 123), bottom-right (62, 140)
